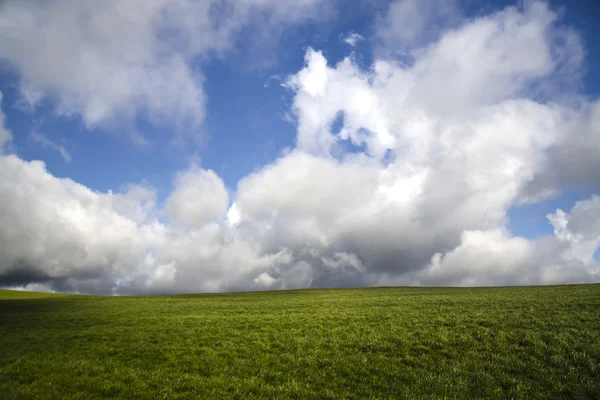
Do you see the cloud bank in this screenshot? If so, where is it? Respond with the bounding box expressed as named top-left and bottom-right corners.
top-left (0, 0), bottom-right (330, 138)
top-left (1, 1), bottom-right (599, 294)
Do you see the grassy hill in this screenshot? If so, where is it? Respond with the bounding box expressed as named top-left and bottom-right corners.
top-left (1, 285), bottom-right (599, 399)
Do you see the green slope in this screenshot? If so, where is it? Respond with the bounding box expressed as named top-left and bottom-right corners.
top-left (1, 285), bottom-right (599, 399)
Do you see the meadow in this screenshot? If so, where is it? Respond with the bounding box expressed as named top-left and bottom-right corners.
top-left (1, 285), bottom-right (599, 399)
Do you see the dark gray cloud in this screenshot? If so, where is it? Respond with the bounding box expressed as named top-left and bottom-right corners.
top-left (522, 101), bottom-right (600, 198)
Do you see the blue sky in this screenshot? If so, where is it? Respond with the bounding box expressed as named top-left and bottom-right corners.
top-left (0, 0), bottom-right (599, 294)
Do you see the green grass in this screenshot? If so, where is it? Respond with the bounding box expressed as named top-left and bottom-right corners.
top-left (1, 285), bottom-right (599, 399)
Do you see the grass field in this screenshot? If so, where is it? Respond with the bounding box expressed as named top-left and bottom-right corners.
top-left (1, 285), bottom-right (599, 399)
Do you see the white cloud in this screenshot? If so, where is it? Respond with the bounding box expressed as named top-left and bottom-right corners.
top-left (145, 262), bottom-right (178, 292)
top-left (9, 283), bottom-right (56, 293)
top-left (284, 50), bottom-right (395, 157)
top-left (226, 203), bottom-right (242, 226)
top-left (253, 272), bottom-right (278, 289)
top-left (412, 223), bottom-right (598, 287)
top-left (547, 196), bottom-right (600, 268)
top-left (0, 153), bottom-right (293, 294)
top-left (234, 0), bottom-right (598, 286)
top-left (343, 32), bottom-right (365, 47)
top-left (416, 228), bottom-right (536, 286)
top-left (413, 196), bottom-right (600, 287)
top-left (322, 253), bottom-right (366, 273)
top-left (0, 155), bottom-right (163, 292)
top-left (236, 151), bottom-right (380, 225)
top-left (0, 0), bottom-right (332, 139)
top-left (164, 166), bottom-right (229, 229)
top-left (0, 1), bottom-right (202, 133)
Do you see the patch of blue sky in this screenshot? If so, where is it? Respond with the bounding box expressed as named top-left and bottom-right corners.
top-left (507, 189), bottom-right (598, 240)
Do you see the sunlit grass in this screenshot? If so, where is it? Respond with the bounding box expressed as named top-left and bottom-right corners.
top-left (1, 285), bottom-right (599, 399)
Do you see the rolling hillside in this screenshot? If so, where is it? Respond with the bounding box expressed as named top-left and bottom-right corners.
top-left (1, 285), bottom-right (599, 399)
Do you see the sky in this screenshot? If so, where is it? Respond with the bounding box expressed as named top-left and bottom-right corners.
top-left (0, 0), bottom-right (599, 294)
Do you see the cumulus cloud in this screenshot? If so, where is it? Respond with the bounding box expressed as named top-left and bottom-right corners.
top-left (412, 196), bottom-right (600, 287)
top-left (547, 196), bottom-right (600, 269)
top-left (1, 1), bottom-right (599, 294)
top-left (0, 0), bottom-right (331, 138)
top-left (233, 0), bottom-right (599, 288)
top-left (415, 229), bottom-right (537, 286)
top-left (0, 155), bottom-right (161, 292)
top-left (0, 154), bottom-right (293, 294)
top-left (164, 166), bottom-right (229, 229)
